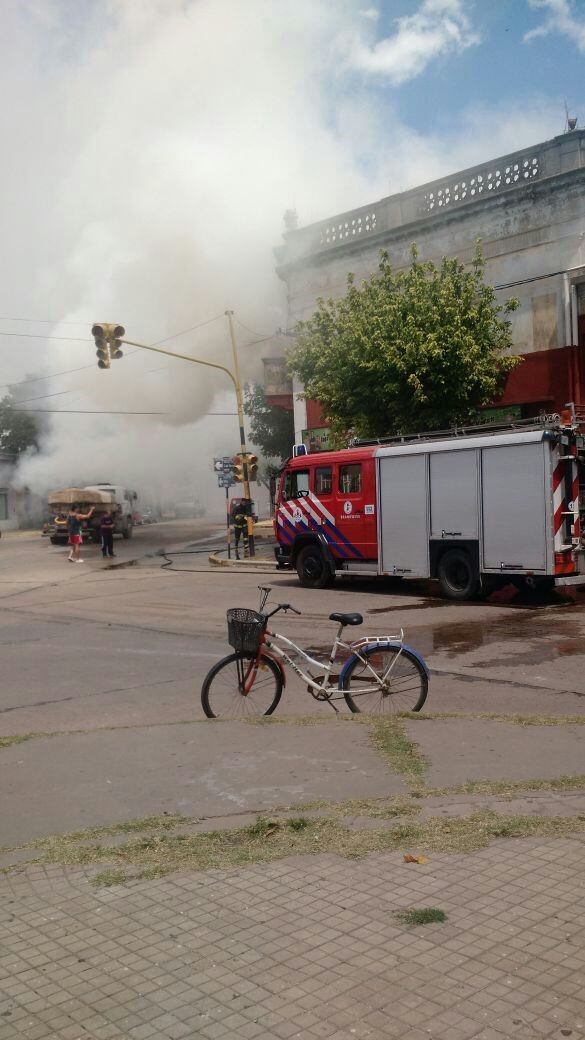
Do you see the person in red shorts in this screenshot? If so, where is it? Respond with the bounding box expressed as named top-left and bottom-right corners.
top-left (67, 503), bottom-right (95, 563)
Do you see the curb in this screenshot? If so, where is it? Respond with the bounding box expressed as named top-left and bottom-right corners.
top-left (208, 551), bottom-right (275, 571)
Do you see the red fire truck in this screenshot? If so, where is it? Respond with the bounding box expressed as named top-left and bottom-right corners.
top-left (274, 415), bottom-right (585, 600)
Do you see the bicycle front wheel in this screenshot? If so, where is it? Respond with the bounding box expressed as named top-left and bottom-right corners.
top-left (341, 644), bottom-right (428, 714)
top-left (201, 652), bottom-right (283, 719)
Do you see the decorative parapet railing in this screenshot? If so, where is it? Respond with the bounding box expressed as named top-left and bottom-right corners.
top-left (319, 211), bottom-right (378, 247)
top-left (275, 130), bottom-right (585, 268)
top-left (424, 155), bottom-right (540, 213)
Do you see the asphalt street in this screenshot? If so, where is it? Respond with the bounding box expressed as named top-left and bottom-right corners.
top-left (2, 526), bottom-right (585, 845)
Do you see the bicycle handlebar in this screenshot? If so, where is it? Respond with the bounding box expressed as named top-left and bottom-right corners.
top-left (265, 603), bottom-right (302, 618)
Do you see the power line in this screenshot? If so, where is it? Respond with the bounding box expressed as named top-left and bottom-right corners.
top-left (13, 409), bottom-right (167, 415)
top-left (12, 389), bottom-right (73, 405)
top-left (0, 330), bottom-right (90, 343)
top-left (0, 312), bottom-right (226, 392)
top-left (233, 315), bottom-right (275, 339)
top-left (0, 317), bottom-right (92, 326)
top-left (151, 313), bottom-right (225, 345)
top-left (240, 334), bottom-right (279, 348)
top-left (0, 353), bottom-right (141, 393)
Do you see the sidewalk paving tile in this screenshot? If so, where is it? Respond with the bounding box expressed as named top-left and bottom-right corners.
top-left (1, 839), bottom-right (585, 1039)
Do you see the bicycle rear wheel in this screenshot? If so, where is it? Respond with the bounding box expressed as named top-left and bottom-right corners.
top-left (201, 652), bottom-right (283, 719)
top-left (341, 644), bottom-right (427, 714)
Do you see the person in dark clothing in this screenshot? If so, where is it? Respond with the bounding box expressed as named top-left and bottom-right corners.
top-left (100, 510), bottom-right (116, 559)
top-left (67, 503), bottom-right (95, 563)
top-left (232, 505), bottom-right (249, 559)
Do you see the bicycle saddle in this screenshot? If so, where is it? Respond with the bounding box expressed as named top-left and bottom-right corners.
top-left (329, 612), bottom-right (363, 626)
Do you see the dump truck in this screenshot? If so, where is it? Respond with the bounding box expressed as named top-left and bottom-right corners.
top-left (46, 486), bottom-right (134, 545)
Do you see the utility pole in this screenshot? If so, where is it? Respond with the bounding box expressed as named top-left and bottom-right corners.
top-left (225, 310), bottom-right (255, 557)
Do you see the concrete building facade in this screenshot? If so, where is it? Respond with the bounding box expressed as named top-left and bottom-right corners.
top-left (273, 130), bottom-right (585, 444)
top-left (0, 455), bottom-right (20, 531)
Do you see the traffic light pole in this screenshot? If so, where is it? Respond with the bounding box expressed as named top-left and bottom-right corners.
top-left (120, 324), bottom-right (256, 556)
top-left (225, 311), bottom-right (255, 557)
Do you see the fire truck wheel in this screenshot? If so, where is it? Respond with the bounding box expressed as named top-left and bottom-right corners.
top-left (438, 548), bottom-right (478, 601)
top-left (296, 545), bottom-right (335, 589)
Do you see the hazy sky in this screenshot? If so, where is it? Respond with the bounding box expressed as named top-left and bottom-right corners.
top-left (1, 0), bottom-right (583, 499)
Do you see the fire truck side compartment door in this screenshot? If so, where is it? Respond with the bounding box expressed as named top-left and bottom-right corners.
top-left (430, 449), bottom-right (479, 539)
top-left (378, 454), bottom-right (429, 576)
top-left (481, 442), bottom-right (547, 571)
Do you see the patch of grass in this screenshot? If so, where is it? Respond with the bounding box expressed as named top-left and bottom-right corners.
top-left (244, 715), bottom-right (330, 726)
top-left (368, 718), bottom-right (428, 790)
top-left (90, 868), bottom-right (130, 888)
top-left (246, 816), bottom-right (280, 838)
top-left (425, 775), bottom-right (585, 798)
top-left (0, 813), bottom-right (195, 858)
top-left (288, 817), bottom-right (310, 831)
top-left (403, 711), bottom-right (585, 727)
top-left (12, 808), bottom-right (585, 879)
top-left (0, 733), bottom-right (37, 749)
top-left (395, 907), bottom-right (447, 926)
top-left (320, 796), bottom-right (422, 820)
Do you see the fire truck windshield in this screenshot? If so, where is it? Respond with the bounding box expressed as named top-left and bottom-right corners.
top-left (282, 470), bottom-right (309, 499)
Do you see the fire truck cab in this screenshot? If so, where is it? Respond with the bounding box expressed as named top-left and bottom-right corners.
top-left (274, 415), bottom-right (585, 600)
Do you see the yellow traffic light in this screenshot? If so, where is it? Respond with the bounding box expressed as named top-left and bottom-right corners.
top-left (110, 324), bottom-right (125, 360)
top-left (91, 323), bottom-right (126, 368)
top-left (245, 452), bottom-right (259, 480)
top-left (232, 454), bottom-right (245, 482)
top-left (92, 323), bottom-right (111, 369)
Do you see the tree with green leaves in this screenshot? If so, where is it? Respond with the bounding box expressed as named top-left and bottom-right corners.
top-left (0, 392), bottom-right (40, 456)
top-left (244, 384), bottom-right (295, 463)
top-left (288, 245), bottom-right (521, 444)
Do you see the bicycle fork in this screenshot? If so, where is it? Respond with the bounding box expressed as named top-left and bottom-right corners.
top-left (236, 656), bottom-right (258, 696)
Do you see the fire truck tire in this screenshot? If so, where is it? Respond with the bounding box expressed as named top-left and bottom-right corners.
top-left (296, 545), bottom-right (335, 589)
top-left (438, 548), bottom-right (478, 601)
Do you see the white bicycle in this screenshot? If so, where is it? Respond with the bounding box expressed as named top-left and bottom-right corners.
top-left (201, 586), bottom-right (429, 718)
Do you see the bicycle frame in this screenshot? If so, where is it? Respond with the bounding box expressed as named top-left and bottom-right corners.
top-left (260, 624), bottom-right (406, 700)
top-left (240, 587), bottom-right (407, 706)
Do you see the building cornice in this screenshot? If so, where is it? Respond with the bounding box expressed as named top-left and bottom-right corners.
top-left (275, 131), bottom-right (585, 278)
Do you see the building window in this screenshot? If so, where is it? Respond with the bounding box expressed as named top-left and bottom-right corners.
top-left (0, 491), bottom-right (8, 521)
top-left (339, 464), bottom-right (362, 494)
top-left (282, 470), bottom-right (309, 499)
top-left (315, 467), bottom-right (332, 496)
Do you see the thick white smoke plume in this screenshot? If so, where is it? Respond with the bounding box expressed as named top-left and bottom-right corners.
top-left (0, 1), bottom-right (575, 513)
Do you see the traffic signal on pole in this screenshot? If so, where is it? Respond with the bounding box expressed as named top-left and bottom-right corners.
top-left (232, 453), bottom-right (258, 483)
top-left (245, 453), bottom-right (259, 480)
top-left (109, 324), bottom-right (125, 360)
top-left (91, 323), bottom-right (126, 369)
top-left (92, 324), bottom-right (110, 369)
top-left (233, 454), bottom-right (245, 482)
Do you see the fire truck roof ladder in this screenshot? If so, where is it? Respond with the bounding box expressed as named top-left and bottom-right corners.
top-left (352, 413), bottom-right (581, 448)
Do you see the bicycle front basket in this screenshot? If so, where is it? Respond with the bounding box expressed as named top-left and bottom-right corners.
top-left (226, 608), bottom-right (266, 655)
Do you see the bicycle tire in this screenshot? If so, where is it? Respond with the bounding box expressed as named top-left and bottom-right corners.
top-left (201, 652), bottom-right (283, 719)
top-left (341, 644), bottom-right (428, 714)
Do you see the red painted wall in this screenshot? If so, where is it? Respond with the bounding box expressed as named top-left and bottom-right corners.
top-left (273, 345), bottom-right (585, 431)
top-left (306, 398), bottom-right (325, 428)
top-left (498, 345), bottom-right (584, 414)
